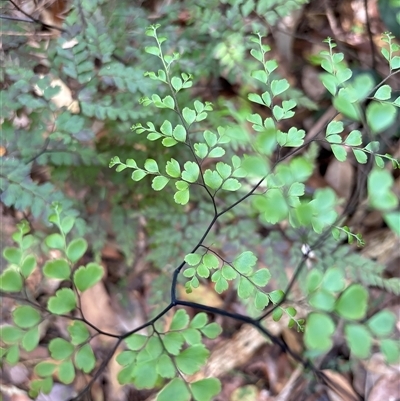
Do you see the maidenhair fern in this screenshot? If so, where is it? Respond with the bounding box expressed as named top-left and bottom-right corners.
top-left (1, 19), bottom-right (400, 401)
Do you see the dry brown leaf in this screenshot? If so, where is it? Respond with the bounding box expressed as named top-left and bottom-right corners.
top-left (40, 0), bottom-right (69, 29)
top-left (281, 327), bottom-right (303, 357)
top-left (90, 382), bottom-right (105, 401)
top-left (34, 77), bottom-right (80, 113)
top-left (361, 229), bottom-right (400, 267)
top-left (190, 325), bottom-right (267, 382)
top-left (177, 283), bottom-right (224, 308)
top-left (322, 369), bottom-right (359, 401)
top-left (274, 7), bottom-right (304, 64)
top-left (0, 384), bottom-right (32, 401)
top-left (362, 353), bottom-right (400, 397)
top-left (105, 347), bottom-right (125, 401)
top-left (274, 365), bottom-right (304, 401)
top-left (324, 158), bottom-right (354, 200)
top-left (367, 373), bottom-right (400, 401)
top-left (80, 281), bottom-right (120, 343)
top-left (302, 65), bottom-right (326, 101)
top-left (101, 243), bottom-right (123, 260)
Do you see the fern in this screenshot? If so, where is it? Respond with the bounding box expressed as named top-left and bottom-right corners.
top-left (0, 158), bottom-right (77, 220)
top-left (1, 1), bottom-right (400, 399)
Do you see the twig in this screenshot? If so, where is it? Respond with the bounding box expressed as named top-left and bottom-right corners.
top-left (364, 0), bottom-right (376, 69)
top-left (7, 0), bottom-right (66, 33)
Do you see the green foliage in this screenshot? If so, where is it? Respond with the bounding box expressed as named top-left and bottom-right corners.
top-left (112, 26), bottom-right (400, 370)
top-left (2, 2), bottom-right (400, 398)
top-left (305, 267), bottom-right (399, 360)
top-left (117, 310), bottom-right (222, 399)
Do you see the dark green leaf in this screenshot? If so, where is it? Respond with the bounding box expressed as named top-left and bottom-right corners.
top-left (13, 305), bottom-right (41, 328)
top-left (233, 251), bottom-right (257, 275)
top-left (191, 378), bottom-right (221, 401)
top-left (366, 101), bottom-right (397, 134)
top-left (58, 359), bottom-right (75, 384)
top-left (335, 284), bottom-right (368, 320)
top-left (157, 378), bottom-right (190, 401)
top-left (47, 288), bottom-right (76, 314)
top-left (170, 309), bottom-right (190, 331)
top-left (0, 269), bottom-right (23, 292)
top-left (272, 308), bottom-right (283, 322)
top-left (201, 323), bottom-right (222, 339)
top-left (306, 269), bottom-right (323, 293)
top-left (304, 312), bottom-right (335, 351)
top-left (163, 332), bottom-right (184, 355)
top-left (61, 216), bottom-right (75, 234)
top-left (43, 259), bottom-right (70, 280)
top-left (238, 277), bottom-right (254, 299)
top-left (367, 310), bottom-right (396, 337)
top-left (175, 344), bottom-right (209, 374)
top-left (251, 268), bottom-right (271, 287)
top-left (3, 247), bottom-right (22, 264)
top-left (0, 325), bottom-right (24, 344)
top-left (309, 289), bottom-right (336, 312)
top-left (182, 328), bottom-right (202, 345)
top-left (68, 321), bottom-right (90, 345)
top-left (66, 238), bottom-right (88, 263)
top-left (6, 344), bottom-right (20, 365)
top-left (45, 233), bottom-right (65, 249)
top-left (35, 361), bottom-right (57, 377)
top-left (75, 343), bottom-right (96, 373)
top-left (322, 267), bottom-right (345, 292)
top-left (269, 290), bottom-right (284, 304)
top-left (20, 255), bottom-right (36, 278)
top-left (344, 323), bottom-right (372, 358)
top-left (156, 354), bottom-right (176, 378)
top-left (254, 292), bottom-right (269, 310)
top-left (49, 338), bottom-right (74, 360)
top-left (190, 313), bottom-right (208, 329)
top-left (125, 334), bottom-right (147, 351)
top-left (21, 326), bottom-right (40, 351)
top-left (380, 339), bottom-right (400, 364)
top-left (132, 360), bottom-right (158, 389)
top-left (73, 263), bottom-right (104, 292)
